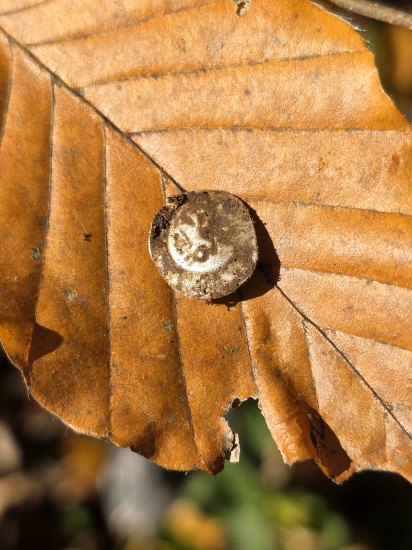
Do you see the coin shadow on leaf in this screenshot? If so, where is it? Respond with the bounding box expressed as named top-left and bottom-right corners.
top-left (28, 323), bottom-right (64, 365)
top-left (214, 203), bottom-right (281, 306)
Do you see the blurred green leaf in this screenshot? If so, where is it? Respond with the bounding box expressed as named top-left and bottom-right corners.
top-left (321, 513), bottom-right (350, 549)
top-left (61, 504), bottom-right (92, 537)
top-left (226, 504), bottom-right (276, 550)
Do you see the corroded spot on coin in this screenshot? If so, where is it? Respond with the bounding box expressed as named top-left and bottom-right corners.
top-left (149, 191), bottom-right (258, 300)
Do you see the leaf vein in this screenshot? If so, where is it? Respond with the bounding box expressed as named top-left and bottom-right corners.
top-left (79, 49), bottom-right (365, 91)
top-left (25, 0), bottom-right (216, 47)
top-left (0, 0), bottom-right (53, 17)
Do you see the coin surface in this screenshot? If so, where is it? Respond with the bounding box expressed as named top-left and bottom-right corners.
top-left (149, 191), bottom-right (258, 300)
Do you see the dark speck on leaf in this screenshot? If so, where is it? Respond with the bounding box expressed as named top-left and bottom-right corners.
top-left (162, 320), bottom-right (174, 331)
top-left (31, 247), bottom-right (41, 261)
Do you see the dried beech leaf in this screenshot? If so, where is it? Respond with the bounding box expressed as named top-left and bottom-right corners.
top-left (0, 0), bottom-right (411, 481)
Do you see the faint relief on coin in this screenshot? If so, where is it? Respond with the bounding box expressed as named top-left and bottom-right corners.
top-left (149, 190), bottom-right (258, 301)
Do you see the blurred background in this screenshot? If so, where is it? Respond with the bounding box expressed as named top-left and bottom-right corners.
top-left (1, 4), bottom-right (412, 550)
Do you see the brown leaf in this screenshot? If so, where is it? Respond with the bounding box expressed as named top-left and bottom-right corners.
top-left (0, 0), bottom-right (411, 481)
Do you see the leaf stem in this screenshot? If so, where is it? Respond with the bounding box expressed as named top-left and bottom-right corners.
top-left (327, 0), bottom-right (412, 29)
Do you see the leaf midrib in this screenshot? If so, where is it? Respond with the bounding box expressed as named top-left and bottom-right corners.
top-left (276, 285), bottom-right (412, 442)
top-left (1, 29), bottom-right (185, 191)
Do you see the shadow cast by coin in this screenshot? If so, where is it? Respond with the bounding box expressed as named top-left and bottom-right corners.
top-left (213, 204), bottom-right (280, 307)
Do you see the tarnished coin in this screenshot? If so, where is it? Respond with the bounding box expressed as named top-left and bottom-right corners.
top-left (149, 191), bottom-right (258, 300)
